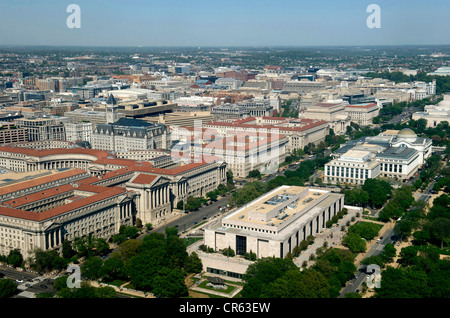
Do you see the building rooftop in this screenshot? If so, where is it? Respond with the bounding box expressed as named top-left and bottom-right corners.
top-left (218, 186), bottom-right (341, 238)
top-left (377, 146), bottom-right (418, 160)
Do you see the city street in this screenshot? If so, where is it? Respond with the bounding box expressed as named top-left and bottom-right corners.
top-left (0, 265), bottom-right (56, 298)
top-left (338, 226), bottom-right (396, 297)
top-left (151, 195), bottom-right (230, 235)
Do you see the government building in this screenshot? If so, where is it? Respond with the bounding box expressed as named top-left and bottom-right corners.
top-left (0, 146), bottom-right (227, 258)
top-left (199, 185), bottom-right (344, 278)
top-left (324, 128), bottom-right (432, 185)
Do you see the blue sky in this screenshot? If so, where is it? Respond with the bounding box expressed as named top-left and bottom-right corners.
top-left (0, 0), bottom-right (449, 47)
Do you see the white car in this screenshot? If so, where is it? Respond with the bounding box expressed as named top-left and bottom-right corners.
top-left (16, 279), bottom-right (23, 283)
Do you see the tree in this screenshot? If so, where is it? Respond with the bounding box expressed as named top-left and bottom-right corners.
top-left (375, 267), bottom-right (431, 298)
top-left (7, 249), bottom-right (23, 268)
top-left (121, 225), bottom-right (139, 239)
top-left (348, 222), bottom-right (381, 240)
top-left (166, 235), bottom-right (188, 268)
top-left (81, 256), bottom-right (103, 280)
top-left (226, 169), bottom-right (234, 187)
top-left (95, 238), bottom-right (110, 255)
top-left (0, 279), bottom-right (17, 298)
top-left (206, 191), bottom-right (218, 201)
top-left (222, 246), bottom-right (235, 257)
top-left (399, 246), bottom-right (418, 266)
top-left (54, 276), bottom-right (70, 291)
top-left (111, 239), bottom-right (142, 262)
top-left (248, 169), bottom-right (261, 179)
top-left (127, 250), bottom-right (166, 291)
top-left (62, 240), bottom-right (76, 259)
top-left (261, 269), bottom-right (331, 298)
top-left (229, 181), bottom-right (268, 207)
top-left (73, 236), bottom-right (97, 257)
top-left (343, 233), bottom-right (366, 253)
top-left (165, 226), bottom-right (179, 238)
top-left (429, 218), bottom-right (450, 248)
top-left (241, 257), bottom-right (298, 298)
top-left (32, 249), bottom-right (65, 272)
top-left (184, 252), bottom-right (203, 274)
top-left (343, 188), bottom-right (369, 207)
top-left (100, 257), bottom-right (125, 282)
top-left (428, 194), bottom-right (450, 220)
top-left (56, 282), bottom-right (116, 298)
top-left (395, 220), bottom-right (414, 240)
top-left (362, 178), bottom-right (391, 208)
top-left (151, 267), bottom-right (188, 298)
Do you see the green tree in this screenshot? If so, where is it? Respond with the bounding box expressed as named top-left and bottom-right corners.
top-left (32, 249), bottom-right (65, 272)
top-left (348, 222), bottom-right (382, 240)
top-left (241, 257), bottom-right (298, 298)
top-left (95, 238), bottom-right (110, 255)
top-left (100, 257), bottom-right (126, 282)
top-left (81, 256), bottom-right (103, 280)
top-left (127, 249), bottom-right (167, 291)
top-left (0, 278), bottom-right (17, 298)
top-left (206, 191), bottom-right (218, 201)
top-left (429, 218), bottom-right (450, 248)
top-left (184, 252), bottom-right (203, 274)
top-left (166, 235), bottom-right (188, 268)
top-left (111, 239), bottom-right (142, 262)
top-left (121, 225), bottom-right (140, 239)
top-left (399, 246), bottom-right (418, 266)
top-left (261, 269), bottom-right (331, 298)
top-left (151, 267), bottom-right (188, 298)
top-left (7, 249), bottom-right (23, 268)
top-left (54, 276), bottom-right (70, 291)
top-left (343, 233), bottom-right (366, 253)
top-left (248, 169), bottom-right (261, 179)
top-left (62, 240), bottom-right (76, 259)
top-left (226, 169), bottom-right (234, 187)
top-left (165, 226), bottom-right (179, 238)
top-left (375, 267), bottom-right (431, 298)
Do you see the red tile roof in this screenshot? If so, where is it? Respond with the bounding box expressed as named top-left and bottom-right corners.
top-left (130, 174), bottom-right (158, 185)
top-left (0, 146), bottom-right (110, 160)
top-left (0, 169), bottom-right (88, 197)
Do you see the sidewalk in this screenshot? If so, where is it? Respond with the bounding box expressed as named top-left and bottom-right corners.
top-left (89, 280), bottom-right (156, 298)
top-left (293, 209), bottom-right (363, 268)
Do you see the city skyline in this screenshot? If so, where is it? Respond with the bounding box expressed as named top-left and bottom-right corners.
top-left (0, 0), bottom-right (450, 47)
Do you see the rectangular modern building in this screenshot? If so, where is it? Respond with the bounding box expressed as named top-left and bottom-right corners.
top-left (201, 185), bottom-right (344, 277)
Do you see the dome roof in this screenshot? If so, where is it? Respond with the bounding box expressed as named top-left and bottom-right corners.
top-left (397, 128), bottom-right (417, 138)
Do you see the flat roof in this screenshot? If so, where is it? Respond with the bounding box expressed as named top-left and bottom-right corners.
top-left (223, 186), bottom-right (337, 232)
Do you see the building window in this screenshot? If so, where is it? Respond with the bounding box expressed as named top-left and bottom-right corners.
top-left (236, 235), bottom-right (247, 256)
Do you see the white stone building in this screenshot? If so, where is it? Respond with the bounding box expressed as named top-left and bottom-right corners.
top-left (200, 185), bottom-right (344, 278)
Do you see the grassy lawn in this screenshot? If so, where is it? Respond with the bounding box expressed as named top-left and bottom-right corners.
top-left (102, 279), bottom-right (127, 287)
top-left (192, 221), bottom-right (208, 229)
top-left (183, 237), bottom-right (203, 246)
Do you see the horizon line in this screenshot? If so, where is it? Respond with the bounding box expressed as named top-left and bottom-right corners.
top-left (1, 43), bottom-right (450, 49)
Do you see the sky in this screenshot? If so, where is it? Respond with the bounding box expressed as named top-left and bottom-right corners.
top-left (0, 0), bottom-right (449, 47)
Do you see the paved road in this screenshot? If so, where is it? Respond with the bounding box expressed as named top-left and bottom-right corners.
top-left (151, 195), bottom-right (230, 235)
top-left (388, 106), bottom-right (420, 125)
top-left (0, 265), bottom-right (38, 282)
top-left (339, 227), bottom-right (396, 297)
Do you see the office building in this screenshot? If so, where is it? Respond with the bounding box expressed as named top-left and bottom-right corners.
top-left (200, 185), bottom-right (344, 278)
top-left (92, 117), bottom-right (169, 152)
